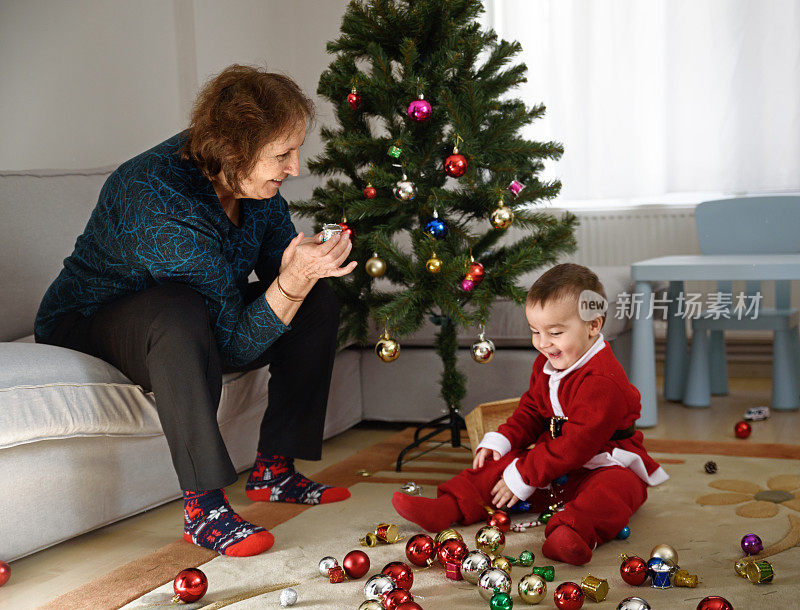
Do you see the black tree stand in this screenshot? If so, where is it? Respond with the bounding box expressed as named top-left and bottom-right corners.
top-left (396, 316), bottom-right (470, 471)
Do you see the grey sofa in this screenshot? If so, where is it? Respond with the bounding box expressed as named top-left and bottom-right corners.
top-left (0, 167), bottom-right (635, 562)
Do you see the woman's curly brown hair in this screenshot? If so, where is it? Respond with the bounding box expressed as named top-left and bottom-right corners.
top-left (181, 64), bottom-right (315, 194)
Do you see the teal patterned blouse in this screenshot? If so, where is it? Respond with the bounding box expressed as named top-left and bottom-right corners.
top-left (35, 132), bottom-right (296, 366)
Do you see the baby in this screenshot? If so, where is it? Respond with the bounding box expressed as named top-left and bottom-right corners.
top-left (392, 263), bottom-right (668, 565)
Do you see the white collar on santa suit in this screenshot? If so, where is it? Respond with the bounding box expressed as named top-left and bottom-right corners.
top-left (542, 333), bottom-right (605, 417)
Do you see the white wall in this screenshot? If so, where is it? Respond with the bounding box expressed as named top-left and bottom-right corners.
top-left (0, 0), bottom-right (349, 177)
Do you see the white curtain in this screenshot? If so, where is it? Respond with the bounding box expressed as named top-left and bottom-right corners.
top-left (481, 0), bottom-right (800, 203)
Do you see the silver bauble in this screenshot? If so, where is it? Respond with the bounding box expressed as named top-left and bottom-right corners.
top-left (477, 567), bottom-right (512, 601)
top-left (518, 573), bottom-right (547, 604)
top-left (471, 338), bottom-right (495, 363)
top-left (393, 174), bottom-right (416, 201)
top-left (460, 550), bottom-right (491, 584)
top-left (279, 587), bottom-right (298, 607)
top-left (358, 601), bottom-right (384, 610)
top-left (617, 597), bottom-right (652, 610)
top-left (650, 543), bottom-right (679, 566)
top-left (318, 556), bottom-right (338, 577)
top-left (363, 574), bottom-right (395, 600)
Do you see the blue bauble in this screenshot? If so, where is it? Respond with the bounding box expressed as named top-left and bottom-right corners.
top-left (425, 218), bottom-right (448, 239)
top-left (554, 474), bottom-right (569, 486)
top-left (616, 526), bottom-right (631, 539)
top-left (510, 500), bottom-right (531, 513)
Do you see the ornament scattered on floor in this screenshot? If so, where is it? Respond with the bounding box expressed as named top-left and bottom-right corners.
top-left (407, 94), bottom-right (432, 122)
top-left (580, 574), bottom-right (609, 602)
top-left (279, 587), bottom-right (298, 607)
top-left (375, 330), bottom-right (401, 362)
top-left (365, 253), bottom-right (387, 278)
top-left (704, 460), bottom-right (718, 474)
top-left (518, 572), bottom-right (547, 603)
top-left (696, 596), bottom-right (733, 610)
top-left (395, 602), bottom-right (423, 610)
top-left (328, 565), bottom-right (346, 583)
top-left (616, 526), bottom-right (631, 539)
top-left (438, 538), bottom-right (469, 567)
top-left (529, 565), bottom-right (555, 582)
top-left (393, 173), bottom-right (416, 201)
top-left (363, 182), bottom-right (377, 199)
top-left (461, 550), bottom-right (491, 584)
top-left (617, 597), bottom-right (651, 610)
top-left (674, 569), bottom-right (700, 587)
top-left (492, 555), bottom-right (513, 574)
top-left (172, 567), bottom-right (208, 604)
top-left (364, 574), bottom-right (396, 600)
top-left (649, 562), bottom-right (671, 589)
top-left (503, 550), bottom-right (534, 567)
top-left (743, 405), bottom-right (770, 421)
top-left (0, 561), bottom-right (9, 587)
top-left (554, 581), bottom-right (584, 610)
top-left (360, 533), bottom-right (379, 547)
top-left (734, 420), bottom-right (752, 439)
top-left (490, 591), bottom-right (514, 610)
top-left (734, 558), bottom-right (751, 578)
top-left (619, 554), bottom-right (648, 586)
top-left (538, 510), bottom-right (553, 525)
top-left (475, 525), bottom-right (505, 557)
top-left (510, 500), bottom-right (531, 513)
top-left (406, 533), bottom-right (436, 566)
top-left (445, 559), bottom-right (463, 580)
top-left (376, 523), bottom-right (403, 543)
top-left (347, 87), bottom-right (361, 110)
top-left (507, 179), bottom-right (525, 197)
top-left (382, 588), bottom-right (414, 610)
top-left (400, 481), bottom-right (422, 496)
top-left (358, 601), bottom-right (383, 610)
top-left (740, 533), bottom-right (763, 555)
top-left (434, 528), bottom-right (463, 550)
top-left (478, 567), bottom-right (512, 601)
top-left (745, 559), bottom-right (774, 584)
top-left (343, 550), bottom-right (371, 579)
top-left (649, 543), bottom-right (678, 565)
top-left (318, 556), bottom-right (339, 577)
top-left (511, 519), bottom-right (545, 532)
top-left (381, 561), bottom-right (414, 590)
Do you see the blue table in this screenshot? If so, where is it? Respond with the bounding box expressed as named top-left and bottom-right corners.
top-left (630, 254), bottom-right (800, 427)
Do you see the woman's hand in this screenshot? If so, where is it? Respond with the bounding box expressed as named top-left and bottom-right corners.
top-left (490, 477), bottom-right (520, 509)
top-left (280, 231), bottom-right (357, 291)
top-left (279, 231), bottom-right (323, 274)
top-left (473, 447), bottom-right (501, 470)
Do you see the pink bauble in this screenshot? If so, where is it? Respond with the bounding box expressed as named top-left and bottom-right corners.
top-left (461, 277), bottom-right (475, 292)
top-left (407, 98), bottom-right (432, 122)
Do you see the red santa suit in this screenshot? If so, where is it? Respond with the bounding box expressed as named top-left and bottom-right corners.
top-left (438, 333), bottom-right (669, 550)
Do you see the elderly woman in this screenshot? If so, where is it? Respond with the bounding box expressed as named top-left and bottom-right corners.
top-left (34, 65), bottom-right (355, 557)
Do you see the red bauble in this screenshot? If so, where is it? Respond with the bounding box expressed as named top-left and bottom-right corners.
top-left (554, 582), bottom-right (584, 610)
top-left (396, 603), bottom-right (423, 610)
top-left (405, 533), bottom-right (436, 567)
top-left (338, 221), bottom-right (355, 244)
top-left (382, 588), bottom-right (414, 610)
top-left (343, 550), bottom-right (370, 579)
top-left (437, 538), bottom-right (468, 568)
top-left (697, 596), bottom-right (734, 610)
top-left (444, 153), bottom-right (468, 177)
top-left (381, 561), bottom-right (414, 590)
top-left (620, 555), bottom-right (648, 585)
top-left (172, 568), bottom-right (208, 603)
top-left (487, 509), bottom-right (510, 533)
top-left (467, 261), bottom-right (485, 284)
top-left (0, 561), bottom-right (10, 587)
top-left (347, 91), bottom-right (361, 110)
top-left (735, 420), bottom-right (752, 439)
top-left (364, 185), bottom-right (377, 199)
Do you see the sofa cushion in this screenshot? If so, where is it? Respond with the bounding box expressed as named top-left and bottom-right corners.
top-left (0, 342), bottom-right (268, 450)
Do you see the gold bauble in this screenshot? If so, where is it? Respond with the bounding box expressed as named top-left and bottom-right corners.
top-left (365, 254), bottom-right (386, 278)
top-left (492, 556), bottom-right (512, 574)
top-left (475, 525), bottom-right (505, 558)
top-left (375, 335), bottom-right (400, 363)
top-left (650, 543), bottom-right (679, 566)
top-left (518, 573), bottom-right (547, 604)
top-left (425, 254), bottom-right (442, 274)
top-left (490, 201), bottom-right (514, 229)
top-left (434, 528), bottom-right (463, 550)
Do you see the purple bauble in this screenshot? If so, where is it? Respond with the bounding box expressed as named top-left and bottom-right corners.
top-left (407, 97), bottom-right (432, 122)
top-left (460, 277), bottom-right (475, 292)
top-left (741, 533), bottom-right (763, 555)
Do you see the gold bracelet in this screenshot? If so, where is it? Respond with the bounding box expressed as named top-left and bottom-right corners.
top-left (276, 275), bottom-right (304, 302)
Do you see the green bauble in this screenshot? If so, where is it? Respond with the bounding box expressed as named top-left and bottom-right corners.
top-left (538, 511), bottom-right (553, 524)
top-left (517, 550), bottom-right (535, 567)
top-left (490, 591), bottom-right (514, 610)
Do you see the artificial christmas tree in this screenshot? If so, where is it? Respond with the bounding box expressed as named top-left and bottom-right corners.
top-left (292, 0), bottom-right (577, 469)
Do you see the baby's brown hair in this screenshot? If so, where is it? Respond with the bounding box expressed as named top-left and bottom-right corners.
top-left (527, 263), bottom-right (607, 323)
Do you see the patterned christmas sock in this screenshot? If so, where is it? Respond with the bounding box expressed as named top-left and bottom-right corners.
top-left (183, 489), bottom-right (274, 556)
top-left (245, 453), bottom-right (350, 504)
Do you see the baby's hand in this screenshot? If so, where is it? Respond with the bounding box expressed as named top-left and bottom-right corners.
top-left (491, 477), bottom-right (520, 509)
top-left (473, 447), bottom-right (501, 469)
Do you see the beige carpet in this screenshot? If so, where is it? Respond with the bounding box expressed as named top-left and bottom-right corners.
top-left (115, 443), bottom-right (800, 609)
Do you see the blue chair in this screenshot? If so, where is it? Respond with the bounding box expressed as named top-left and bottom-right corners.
top-left (678, 196), bottom-right (800, 409)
